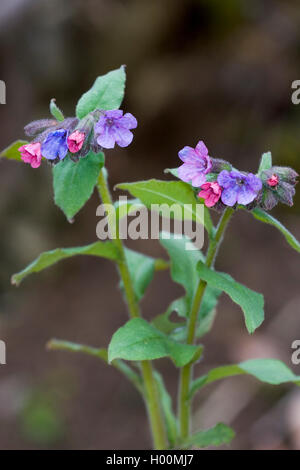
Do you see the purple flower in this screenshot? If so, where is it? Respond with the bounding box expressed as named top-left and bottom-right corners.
top-left (177, 141), bottom-right (212, 187)
top-left (94, 110), bottom-right (137, 149)
top-left (41, 129), bottom-right (69, 160)
top-left (217, 170), bottom-right (262, 206)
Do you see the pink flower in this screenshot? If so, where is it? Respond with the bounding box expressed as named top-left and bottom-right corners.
top-left (18, 142), bottom-right (42, 168)
top-left (67, 130), bottom-right (85, 153)
top-left (198, 181), bottom-right (222, 207)
top-left (267, 174), bottom-right (279, 187)
top-left (177, 141), bottom-right (212, 187)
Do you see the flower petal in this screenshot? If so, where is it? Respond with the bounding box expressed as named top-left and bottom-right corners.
top-left (114, 128), bottom-right (133, 147)
top-left (96, 127), bottom-right (116, 149)
top-left (205, 193), bottom-right (218, 207)
top-left (236, 185), bottom-right (257, 205)
top-left (246, 173), bottom-right (262, 192)
top-left (218, 170), bottom-right (232, 188)
top-left (191, 173), bottom-right (206, 187)
top-left (120, 113), bottom-right (138, 129)
top-left (105, 109), bottom-right (123, 120)
top-left (94, 116), bottom-right (106, 134)
top-left (178, 163), bottom-right (198, 182)
top-left (200, 183), bottom-right (211, 191)
top-left (195, 140), bottom-right (208, 157)
top-left (30, 157), bottom-right (41, 169)
top-left (41, 129), bottom-right (68, 160)
top-left (221, 187), bottom-right (239, 206)
top-left (178, 146), bottom-right (198, 163)
top-left (204, 155), bottom-right (213, 173)
top-left (198, 189), bottom-right (210, 200)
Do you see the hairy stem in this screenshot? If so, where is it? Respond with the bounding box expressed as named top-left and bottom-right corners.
top-left (97, 169), bottom-right (167, 450)
top-left (178, 207), bottom-right (234, 440)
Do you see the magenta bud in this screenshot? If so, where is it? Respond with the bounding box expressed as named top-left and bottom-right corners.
top-left (18, 142), bottom-right (42, 169)
top-left (67, 130), bottom-right (85, 153)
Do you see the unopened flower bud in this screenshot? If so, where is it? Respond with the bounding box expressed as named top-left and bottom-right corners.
top-left (260, 166), bottom-right (298, 210)
top-left (210, 158), bottom-right (232, 173)
top-left (18, 142), bottom-right (42, 168)
top-left (67, 130), bottom-right (85, 153)
top-left (24, 119), bottom-right (58, 137)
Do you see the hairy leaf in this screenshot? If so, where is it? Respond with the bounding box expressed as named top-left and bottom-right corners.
top-left (117, 179), bottom-right (213, 236)
top-left (258, 151), bottom-right (272, 173)
top-left (181, 423), bottom-right (235, 449)
top-left (12, 241), bottom-right (120, 286)
top-left (76, 66), bottom-right (126, 119)
top-left (190, 358), bottom-right (300, 398)
top-left (124, 249), bottom-right (156, 301)
top-left (108, 318), bottom-right (202, 367)
top-left (251, 208), bottom-right (300, 254)
top-left (197, 261), bottom-right (264, 334)
top-left (53, 151), bottom-right (104, 219)
top-left (49, 99), bottom-right (64, 121)
top-left (0, 140), bottom-right (28, 162)
top-left (153, 235), bottom-right (221, 338)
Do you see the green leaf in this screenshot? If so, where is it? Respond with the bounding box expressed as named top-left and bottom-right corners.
top-left (171, 308), bottom-right (218, 343)
top-left (124, 249), bottom-right (155, 301)
top-left (49, 99), bottom-right (64, 121)
top-left (250, 208), bottom-right (300, 254)
top-left (160, 234), bottom-right (220, 317)
top-left (154, 371), bottom-right (178, 447)
top-left (164, 167), bottom-right (179, 178)
top-left (152, 299), bottom-right (187, 335)
top-left (0, 140), bottom-right (28, 162)
top-left (108, 318), bottom-right (202, 367)
top-left (53, 151), bottom-right (104, 219)
top-left (194, 308), bottom-right (217, 338)
top-left (117, 179), bottom-right (214, 236)
top-left (114, 198), bottom-right (144, 225)
top-left (197, 261), bottom-right (264, 334)
top-left (160, 233), bottom-right (204, 303)
top-left (76, 66), bottom-right (126, 119)
top-left (153, 234), bottom-right (220, 339)
top-left (181, 423), bottom-right (235, 449)
top-left (153, 303), bottom-right (218, 343)
top-left (190, 358), bottom-right (300, 399)
top-left (11, 241), bottom-right (120, 286)
top-left (258, 151), bottom-right (272, 173)
top-left (152, 313), bottom-right (183, 337)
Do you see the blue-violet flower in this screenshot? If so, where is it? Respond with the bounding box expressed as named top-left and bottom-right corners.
top-left (217, 170), bottom-right (262, 206)
top-left (41, 129), bottom-right (69, 161)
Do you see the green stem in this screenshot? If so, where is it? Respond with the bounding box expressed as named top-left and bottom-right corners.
top-left (178, 207), bottom-right (234, 440)
top-left (97, 169), bottom-right (167, 450)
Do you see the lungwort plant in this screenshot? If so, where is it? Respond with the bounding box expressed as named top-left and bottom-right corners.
top-left (3, 66), bottom-right (300, 449)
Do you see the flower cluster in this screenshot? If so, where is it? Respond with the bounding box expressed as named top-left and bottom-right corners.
top-left (177, 140), bottom-right (298, 211)
top-left (19, 110), bottom-right (137, 168)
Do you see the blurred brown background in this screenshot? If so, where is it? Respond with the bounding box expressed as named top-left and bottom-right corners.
top-left (0, 0), bottom-right (300, 450)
